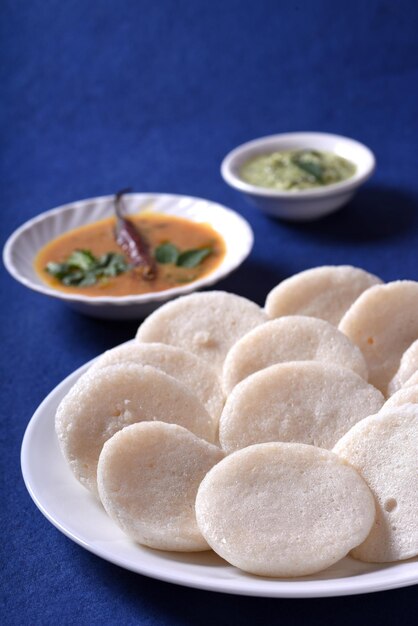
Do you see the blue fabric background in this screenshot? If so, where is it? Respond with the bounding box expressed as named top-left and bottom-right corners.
top-left (1, 1), bottom-right (418, 623)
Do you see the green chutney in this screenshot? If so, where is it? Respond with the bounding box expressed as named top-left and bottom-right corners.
top-left (240, 149), bottom-right (356, 191)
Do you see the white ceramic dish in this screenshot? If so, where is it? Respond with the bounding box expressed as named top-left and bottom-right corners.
top-left (221, 132), bottom-right (375, 221)
top-left (21, 354), bottom-right (418, 598)
top-left (3, 193), bottom-right (253, 320)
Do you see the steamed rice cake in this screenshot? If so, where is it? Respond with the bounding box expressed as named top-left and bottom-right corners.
top-left (388, 339), bottom-right (418, 395)
top-left (98, 421), bottom-right (224, 551)
top-left (339, 281), bottom-right (418, 395)
top-left (219, 361), bottom-right (384, 453)
top-left (334, 405), bottom-right (418, 563)
top-left (196, 442), bottom-right (375, 577)
top-left (136, 291), bottom-right (267, 373)
top-left (265, 265), bottom-right (381, 326)
top-left (55, 363), bottom-right (215, 496)
top-left (89, 341), bottom-right (224, 423)
top-left (222, 316), bottom-right (368, 394)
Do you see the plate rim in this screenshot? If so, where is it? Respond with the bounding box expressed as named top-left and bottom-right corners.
top-left (21, 354), bottom-right (418, 598)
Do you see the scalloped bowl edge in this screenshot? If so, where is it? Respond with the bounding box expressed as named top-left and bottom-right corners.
top-left (3, 193), bottom-right (254, 319)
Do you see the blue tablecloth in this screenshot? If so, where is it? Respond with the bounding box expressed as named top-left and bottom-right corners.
top-left (2, 1), bottom-right (418, 623)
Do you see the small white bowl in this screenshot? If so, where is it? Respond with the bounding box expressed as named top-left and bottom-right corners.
top-left (221, 132), bottom-right (375, 221)
top-left (3, 193), bottom-right (253, 320)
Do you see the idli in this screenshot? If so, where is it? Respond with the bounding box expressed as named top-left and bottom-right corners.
top-left (403, 370), bottom-right (418, 389)
top-left (98, 422), bottom-right (224, 551)
top-left (136, 291), bottom-right (267, 373)
top-left (222, 316), bottom-right (368, 395)
top-left (89, 342), bottom-right (224, 423)
top-left (381, 385), bottom-right (418, 410)
top-left (265, 265), bottom-right (381, 326)
top-left (195, 442), bottom-right (375, 577)
top-left (339, 281), bottom-right (418, 395)
top-left (219, 361), bottom-right (384, 453)
top-left (56, 363), bottom-right (216, 496)
top-left (334, 405), bottom-right (418, 563)
top-left (388, 339), bottom-right (418, 395)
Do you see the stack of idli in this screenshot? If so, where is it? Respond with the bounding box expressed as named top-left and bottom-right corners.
top-left (55, 269), bottom-right (418, 578)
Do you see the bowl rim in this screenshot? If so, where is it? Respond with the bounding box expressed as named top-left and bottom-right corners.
top-left (221, 131), bottom-right (376, 200)
top-left (2, 192), bottom-right (253, 307)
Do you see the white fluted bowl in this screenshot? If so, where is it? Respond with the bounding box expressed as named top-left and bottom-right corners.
top-left (3, 193), bottom-right (253, 320)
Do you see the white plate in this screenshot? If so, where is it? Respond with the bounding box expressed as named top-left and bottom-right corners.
top-left (21, 358), bottom-right (418, 598)
top-left (3, 193), bottom-right (253, 320)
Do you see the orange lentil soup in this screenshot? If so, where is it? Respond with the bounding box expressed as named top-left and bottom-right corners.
top-left (34, 213), bottom-right (226, 297)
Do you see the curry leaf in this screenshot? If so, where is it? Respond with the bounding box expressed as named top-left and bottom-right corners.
top-left (45, 250), bottom-right (130, 287)
top-left (292, 155), bottom-right (324, 183)
top-left (67, 249), bottom-right (96, 271)
top-left (176, 247), bottom-right (212, 268)
top-left (155, 243), bottom-right (180, 264)
top-left (102, 254), bottom-right (131, 277)
top-left (77, 273), bottom-right (99, 287)
top-left (45, 261), bottom-right (68, 279)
